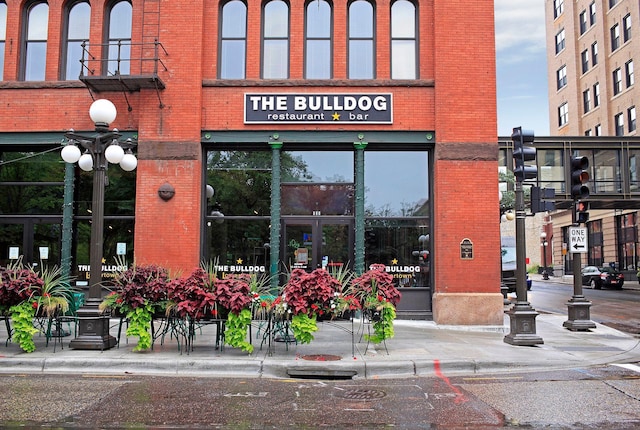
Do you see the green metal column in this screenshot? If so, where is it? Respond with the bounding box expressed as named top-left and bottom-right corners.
top-left (269, 137), bottom-right (283, 291)
top-left (354, 138), bottom-right (367, 275)
top-left (61, 154), bottom-right (75, 280)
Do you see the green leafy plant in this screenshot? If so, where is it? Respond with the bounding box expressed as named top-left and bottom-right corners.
top-left (224, 308), bottom-right (253, 353)
top-left (125, 302), bottom-right (153, 351)
top-left (101, 264), bottom-right (172, 351)
top-left (290, 313), bottom-right (318, 344)
top-left (364, 301), bottom-right (396, 344)
top-left (8, 301), bottom-right (38, 353)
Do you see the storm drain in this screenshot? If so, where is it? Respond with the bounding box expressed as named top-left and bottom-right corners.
top-left (334, 388), bottom-right (387, 400)
top-left (300, 354), bottom-right (342, 361)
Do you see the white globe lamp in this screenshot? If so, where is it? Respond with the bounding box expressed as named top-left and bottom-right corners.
top-left (61, 144), bottom-right (81, 163)
top-left (89, 99), bottom-right (117, 126)
top-left (105, 142), bottom-right (125, 164)
top-left (120, 152), bottom-right (138, 171)
top-left (78, 153), bottom-right (94, 171)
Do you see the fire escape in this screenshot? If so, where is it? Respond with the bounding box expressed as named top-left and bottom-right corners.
top-left (79, 0), bottom-right (167, 109)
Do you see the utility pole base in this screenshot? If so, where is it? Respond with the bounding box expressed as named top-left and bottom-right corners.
top-left (504, 306), bottom-right (544, 346)
top-left (563, 299), bottom-right (596, 331)
top-left (69, 299), bottom-right (117, 350)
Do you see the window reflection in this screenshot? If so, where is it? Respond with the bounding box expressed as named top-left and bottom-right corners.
top-left (106, 1), bottom-right (132, 75)
top-left (349, 0), bottom-right (374, 79)
top-left (263, 0), bottom-right (289, 79)
top-left (64, 2), bottom-right (90, 80)
top-left (24, 2), bottom-right (49, 81)
top-left (305, 0), bottom-right (332, 79)
top-left (391, 0), bottom-right (416, 79)
top-left (365, 151), bottom-right (428, 216)
top-left (220, 0), bottom-right (247, 79)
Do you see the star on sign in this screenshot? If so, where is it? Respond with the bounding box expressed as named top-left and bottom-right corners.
top-left (236, 258), bottom-right (243, 264)
top-left (332, 112), bottom-right (340, 121)
top-left (391, 258), bottom-right (398, 265)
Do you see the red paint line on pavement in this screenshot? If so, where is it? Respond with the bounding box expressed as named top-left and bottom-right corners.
top-left (433, 359), bottom-right (468, 404)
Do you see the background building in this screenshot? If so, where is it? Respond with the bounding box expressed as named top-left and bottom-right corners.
top-left (544, 0), bottom-right (640, 278)
top-left (0, 0), bottom-right (502, 325)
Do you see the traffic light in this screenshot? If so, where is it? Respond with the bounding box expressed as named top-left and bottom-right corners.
top-left (531, 186), bottom-right (556, 214)
top-left (570, 156), bottom-right (590, 200)
top-left (575, 200), bottom-right (589, 224)
top-left (512, 127), bottom-right (536, 182)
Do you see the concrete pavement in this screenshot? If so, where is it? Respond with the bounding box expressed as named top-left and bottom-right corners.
top-left (1, 296), bottom-right (639, 379)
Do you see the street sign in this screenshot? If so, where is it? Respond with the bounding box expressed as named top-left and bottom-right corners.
top-left (569, 226), bottom-right (588, 253)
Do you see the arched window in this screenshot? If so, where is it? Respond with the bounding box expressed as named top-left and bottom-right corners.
top-left (0, 2), bottom-right (6, 80)
top-left (22, 2), bottom-right (49, 81)
top-left (262, 0), bottom-right (289, 79)
top-left (105, 1), bottom-right (132, 76)
top-left (348, 0), bottom-right (374, 79)
top-left (391, 0), bottom-right (416, 79)
top-left (62, 1), bottom-right (90, 80)
top-left (305, 0), bottom-right (332, 79)
top-left (220, 0), bottom-right (247, 79)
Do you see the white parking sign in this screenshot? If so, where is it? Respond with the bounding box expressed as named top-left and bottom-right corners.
top-left (569, 227), bottom-right (588, 253)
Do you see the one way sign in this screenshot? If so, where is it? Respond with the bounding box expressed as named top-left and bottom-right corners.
top-left (569, 226), bottom-right (588, 254)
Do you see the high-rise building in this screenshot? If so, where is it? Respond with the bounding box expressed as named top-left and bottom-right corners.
top-left (544, 0), bottom-right (639, 277)
top-left (546, 0), bottom-right (639, 136)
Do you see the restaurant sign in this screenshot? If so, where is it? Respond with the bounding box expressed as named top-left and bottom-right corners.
top-left (244, 93), bottom-right (393, 124)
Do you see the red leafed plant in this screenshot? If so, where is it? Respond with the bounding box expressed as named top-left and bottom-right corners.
top-left (282, 268), bottom-right (342, 316)
top-left (349, 263), bottom-right (401, 308)
top-left (214, 274), bottom-right (251, 316)
top-left (167, 268), bottom-right (217, 319)
top-left (112, 264), bottom-right (171, 310)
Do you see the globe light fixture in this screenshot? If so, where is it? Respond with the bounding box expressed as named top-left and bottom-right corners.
top-left (60, 99), bottom-right (138, 350)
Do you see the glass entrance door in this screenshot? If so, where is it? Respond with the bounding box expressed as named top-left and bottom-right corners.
top-left (282, 218), bottom-right (353, 273)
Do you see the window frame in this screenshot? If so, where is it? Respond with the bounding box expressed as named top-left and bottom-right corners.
top-left (104, 0), bottom-right (132, 76)
top-left (558, 102), bottom-right (569, 127)
top-left (557, 65), bottom-right (567, 90)
top-left (304, 0), bottom-right (333, 79)
top-left (581, 49), bottom-right (589, 74)
top-left (348, 0), bottom-right (375, 79)
top-left (390, 0), bottom-right (418, 80)
top-left (555, 28), bottom-right (565, 54)
top-left (20, 1), bottom-right (49, 81)
top-left (591, 42), bottom-right (598, 66)
top-left (626, 60), bottom-right (634, 88)
top-left (583, 88), bottom-right (591, 114)
top-left (262, 0), bottom-right (290, 79)
top-left (613, 68), bottom-right (623, 95)
top-left (219, 0), bottom-right (247, 79)
top-left (554, 0), bottom-right (564, 19)
top-left (61, 1), bottom-right (90, 80)
top-left (611, 23), bottom-right (620, 51)
top-left (628, 106), bottom-right (637, 133)
top-left (615, 112), bottom-right (624, 136)
top-left (623, 13), bottom-right (632, 42)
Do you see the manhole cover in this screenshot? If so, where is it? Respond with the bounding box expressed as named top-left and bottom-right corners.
top-left (335, 388), bottom-right (387, 400)
top-left (301, 354), bottom-right (342, 361)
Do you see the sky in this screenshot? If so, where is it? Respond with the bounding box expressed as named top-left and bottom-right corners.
top-left (495, 1), bottom-right (550, 137)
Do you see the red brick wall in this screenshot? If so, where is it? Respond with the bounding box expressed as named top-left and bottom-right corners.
top-left (433, 1), bottom-right (500, 296)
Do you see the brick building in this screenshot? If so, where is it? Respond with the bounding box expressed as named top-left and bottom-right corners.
top-left (545, 0), bottom-right (640, 275)
top-left (0, 0), bottom-right (502, 325)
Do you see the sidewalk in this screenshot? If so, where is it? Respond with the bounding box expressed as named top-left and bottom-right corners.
top-left (1, 310), bottom-right (639, 379)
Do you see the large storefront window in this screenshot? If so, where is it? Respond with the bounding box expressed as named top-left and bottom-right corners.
top-left (0, 150), bottom-right (63, 266)
top-left (0, 148), bottom-right (135, 281)
top-left (203, 146), bottom-right (432, 315)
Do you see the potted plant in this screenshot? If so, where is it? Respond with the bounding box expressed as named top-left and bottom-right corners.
top-left (279, 268), bottom-right (343, 344)
top-left (0, 260), bottom-right (75, 352)
top-left (348, 264), bottom-right (401, 343)
top-left (100, 264), bottom-right (171, 351)
top-left (215, 274), bottom-right (253, 353)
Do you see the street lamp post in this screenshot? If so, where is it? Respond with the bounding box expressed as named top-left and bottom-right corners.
top-left (61, 99), bottom-right (137, 350)
top-left (540, 231), bottom-right (549, 280)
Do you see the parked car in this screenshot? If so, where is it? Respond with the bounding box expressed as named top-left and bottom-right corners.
top-left (581, 266), bottom-right (624, 289)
